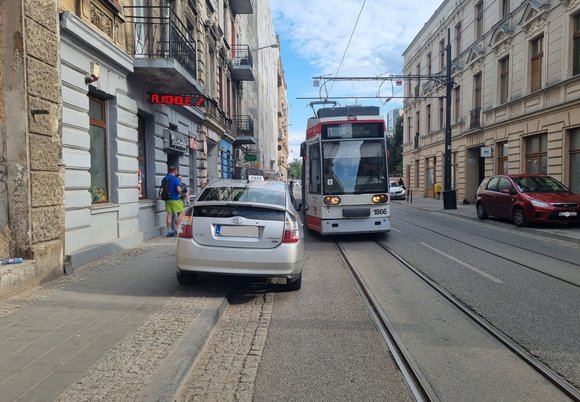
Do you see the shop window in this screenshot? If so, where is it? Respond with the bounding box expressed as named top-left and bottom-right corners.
top-left (570, 129), bottom-right (580, 192)
top-left (89, 96), bottom-right (109, 203)
top-left (525, 134), bottom-right (547, 174)
top-left (137, 117), bottom-right (147, 199)
top-left (497, 141), bottom-right (509, 174)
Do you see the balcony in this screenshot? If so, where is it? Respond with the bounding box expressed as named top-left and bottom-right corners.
top-left (232, 45), bottom-right (254, 81)
top-left (125, 6), bottom-right (202, 94)
top-left (233, 115), bottom-right (256, 144)
top-left (470, 107), bottom-right (481, 129)
top-left (230, 0), bottom-right (253, 14)
top-left (205, 98), bottom-right (233, 132)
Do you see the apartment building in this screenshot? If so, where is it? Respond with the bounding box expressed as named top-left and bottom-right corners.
top-left (1, 0), bottom-right (286, 295)
top-left (403, 0), bottom-right (580, 202)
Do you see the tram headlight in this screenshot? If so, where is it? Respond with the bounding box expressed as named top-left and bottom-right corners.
top-left (372, 194), bottom-right (389, 204)
top-left (323, 195), bottom-right (341, 205)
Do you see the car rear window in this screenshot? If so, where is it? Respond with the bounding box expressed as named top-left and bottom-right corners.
top-left (192, 205), bottom-right (285, 221)
top-left (197, 186), bottom-right (286, 206)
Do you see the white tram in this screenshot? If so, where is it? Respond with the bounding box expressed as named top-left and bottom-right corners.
top-left (300, 105), bottom-right (391, 235)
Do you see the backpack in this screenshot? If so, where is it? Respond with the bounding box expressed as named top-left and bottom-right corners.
top-left (159, 177), bottom-right (171, 200)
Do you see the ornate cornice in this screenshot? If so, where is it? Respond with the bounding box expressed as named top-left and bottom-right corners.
top-left (518, 0), bottom-right (550, 36)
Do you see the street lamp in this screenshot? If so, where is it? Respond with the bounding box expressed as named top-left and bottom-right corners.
top-left (256, 43), bottom-right (279, 51)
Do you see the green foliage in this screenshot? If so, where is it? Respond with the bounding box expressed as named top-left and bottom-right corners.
top-left (387, 115), bottom-right (404, 175)
top-left (288, 159), bottom-right (302, 179)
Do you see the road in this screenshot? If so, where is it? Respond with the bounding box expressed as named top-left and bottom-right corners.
top-left (0, 201), bottom-right (578, 401)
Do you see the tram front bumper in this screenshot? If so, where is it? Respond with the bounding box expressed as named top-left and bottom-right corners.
top-left (320, 217), bottom-right (391, 234)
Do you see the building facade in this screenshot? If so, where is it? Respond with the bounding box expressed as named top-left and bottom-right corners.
top-left (403, 0), bottom-right (580, 202)
top-left (0, 0), bottom-right (287, 295)
top-left (386, 108), bottom-right (400, 134)
top-left (0, 0), bottom-right (65, 298)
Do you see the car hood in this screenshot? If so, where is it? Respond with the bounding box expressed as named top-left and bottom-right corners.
top-left (525, 192), bottom-right (580, 204)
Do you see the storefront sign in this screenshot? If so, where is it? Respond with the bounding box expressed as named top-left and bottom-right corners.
top-left (480, 147), bottom-right (492, 158)
top-left (149, 93), bottom-right (206, 107)
top-left (244, 154), bottom-right (257, 162)
top-left (163, 130), bottom-right (188, 153)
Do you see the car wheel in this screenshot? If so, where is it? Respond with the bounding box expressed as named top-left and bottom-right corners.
top-left (476, 202), bottom-right (488, 219)
top-left (512, 207), bottom-right (527, 227)
top-left (176, 269), bottom-right (197, 285)
top-left (286, 272), bottom-right (302, 291)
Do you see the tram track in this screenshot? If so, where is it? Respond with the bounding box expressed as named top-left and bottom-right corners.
top-left (393, 215), bottom-right (580, 288)
top-left (336, 240), bottom-right (580, 402)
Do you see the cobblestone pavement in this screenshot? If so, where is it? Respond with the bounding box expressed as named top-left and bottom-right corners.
top-left (175, 292), bottom-right (274, 402)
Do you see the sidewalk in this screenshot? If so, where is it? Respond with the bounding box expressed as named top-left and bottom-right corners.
top-left (397, 195), bottom-right (580, 243)
top-left (0, 238), bottom-right (229, 402)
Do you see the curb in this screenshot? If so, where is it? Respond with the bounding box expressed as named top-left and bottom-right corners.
top-left (139, 295), bottom-right (230, 402)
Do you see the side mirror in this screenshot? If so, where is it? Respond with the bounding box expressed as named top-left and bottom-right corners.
top-left (501, 188), bottom-right (511, 195)
top-left (298, 203), bottom-right (309, 212)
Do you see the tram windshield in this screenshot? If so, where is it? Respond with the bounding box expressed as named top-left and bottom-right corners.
top-left (322, 139), bottom-right (388, 194)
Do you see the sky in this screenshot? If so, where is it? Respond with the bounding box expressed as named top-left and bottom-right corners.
top-left (269, 0), bottom-right (444, 162)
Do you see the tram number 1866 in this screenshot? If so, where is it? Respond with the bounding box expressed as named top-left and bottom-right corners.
top-left (373, 208), bottom-right (388, 215)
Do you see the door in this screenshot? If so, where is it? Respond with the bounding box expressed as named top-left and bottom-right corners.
top-left (494, 177), bottom-right (515, 218)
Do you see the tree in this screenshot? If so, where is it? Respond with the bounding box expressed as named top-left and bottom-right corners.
top-left (288, 159), bottom-right (302, 179)
top-left (387, 115), bottom-right (404, 176)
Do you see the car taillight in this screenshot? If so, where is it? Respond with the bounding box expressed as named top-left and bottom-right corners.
top-left (178, 215), bottom-right (193, 238)
top-left (282, 212), bottom-right (300, 243)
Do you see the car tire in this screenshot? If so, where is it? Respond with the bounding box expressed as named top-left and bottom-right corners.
top-left (286, 272), bottom-right (302, 291)
top-left (476, 202), bottom-right (488, 219)
top-left (512, 206), bottom-right (527, 227)
top-left (176, 269), bottom-right (197, 285)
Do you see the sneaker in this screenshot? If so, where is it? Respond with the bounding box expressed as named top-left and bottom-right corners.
top-left (166, 231), bottom-right (176, 237)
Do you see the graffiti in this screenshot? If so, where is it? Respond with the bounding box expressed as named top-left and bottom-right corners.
top-left (0, 156), bottom-right (6, 194)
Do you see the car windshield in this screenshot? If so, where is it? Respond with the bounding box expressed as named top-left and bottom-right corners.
top-left (197, 186), bottom-right (286, 206)
top-left (512, 176), bottom-right (569, 193)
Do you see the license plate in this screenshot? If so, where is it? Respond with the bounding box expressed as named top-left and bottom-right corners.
top-left (216, 225), bottom-right (259, 237)
top-left (558, 211), bottom-right (577, 217)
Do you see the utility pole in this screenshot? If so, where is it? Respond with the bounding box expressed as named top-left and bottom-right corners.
top-left (443, 27), bottom-right (457, 209)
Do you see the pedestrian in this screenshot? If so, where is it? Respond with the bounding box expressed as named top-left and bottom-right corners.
top-left (172, 173), bottom-right (190, 233)
top-left (398, 177), bottom-right (405, 189)
top-left (163, 166), bottom-right (183, 237)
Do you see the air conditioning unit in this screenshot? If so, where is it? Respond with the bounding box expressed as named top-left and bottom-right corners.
top-left (234, 149), bottom-right (243, 160)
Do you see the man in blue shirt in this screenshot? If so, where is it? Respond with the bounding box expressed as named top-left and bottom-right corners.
top-left (164, 166), bottom-right (183, 237)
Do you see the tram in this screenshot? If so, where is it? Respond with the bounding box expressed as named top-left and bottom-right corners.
top-left (300, 105), bottom-right (391, 235)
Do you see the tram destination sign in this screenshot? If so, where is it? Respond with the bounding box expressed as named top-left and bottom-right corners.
top-left (148, 93), bottom-right (206, 107)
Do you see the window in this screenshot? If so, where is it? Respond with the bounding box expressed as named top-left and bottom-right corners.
top-left (88, 96), bottom-right (108, 203)
top-left (309, 144), bottom-right (321, 193)
top-left (573, 14), bottom-right (580, 76)
top-left (497, 141), bottom-right (508, 174)
top-left (439, 39), bottom-right (445, 71)
top-left (455, 22), bottom-right (462, 57)
top-left (501, 0), bottom-right (510, 18)
top-left (525, 134), bottom-right (547, 174)
top-left (218, 66), bottom-right (223, 108)
top-left (499, 56), bottom-right (510, 103)
top-left (427, 53), bottom-right (432, 76)
top-left (427, 104), bottom-right (432, 133)
top-left (416, 110), bottom-right (420, 135)
top-left (415, 159), bottom-right (420, 187)
top-left (137, 117), bottom-right (147, 199)
top-left (472, 73), bottom-right (482, 128)
top-left (497, 177), bottom-right (513, 193)
top-left (475, 2), bottom-right (483, 38)
top-left (531, 35), bottom-right (543, 91)
top-left (407, 116), bottom-right (412, 143)
top-left (454, 86), bottom-right (461, 123)
top-left (426, 157), bottom-right (435, 188)
top-left (570, 129), bottom-right (580, 192)
top-left (439, 98), bottom-right (444, 130)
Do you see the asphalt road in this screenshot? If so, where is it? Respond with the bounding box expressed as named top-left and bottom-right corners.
top-left (386, 202), bottom-right (580, 390)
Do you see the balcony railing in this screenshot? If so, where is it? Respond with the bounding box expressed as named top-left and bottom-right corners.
top-left (470, 107), bottom-right (481, 129)
top-left (125, 6), bottom-right (197, 79)
top-left (232, 44), bottom-right (254, 81)
top-left (206, 99), bottom-right (233, 131)
top-left (233, 115), bottom-right (255, 144)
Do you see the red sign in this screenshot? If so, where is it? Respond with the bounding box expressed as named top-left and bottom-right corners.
top-left (149, 93), bottom-right (206, 107)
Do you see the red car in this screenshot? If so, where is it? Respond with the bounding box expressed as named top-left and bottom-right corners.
top-left (475, 174), bottom-right (580, 226)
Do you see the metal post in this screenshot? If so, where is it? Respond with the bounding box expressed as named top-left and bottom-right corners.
top-left (443, 28), bottom-right (457, 209)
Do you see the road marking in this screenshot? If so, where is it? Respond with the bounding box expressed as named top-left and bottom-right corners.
top-left (420, 242), bottom-right (504, 284)
top-left (391, 227), bottom-right (402, 233)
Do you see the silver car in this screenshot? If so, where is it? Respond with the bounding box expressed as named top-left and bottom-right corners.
top-left (389, 181), bottom-right (406, 200)
top-left (175, 179), bottom-right (305, 290)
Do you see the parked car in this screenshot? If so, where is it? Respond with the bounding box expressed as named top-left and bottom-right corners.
top-left (475, 174), bottom-right (580, 226)
top-left (389, 181), bottom-right (406, 200)
top-left (175, 179), bottom-right (305, 290)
